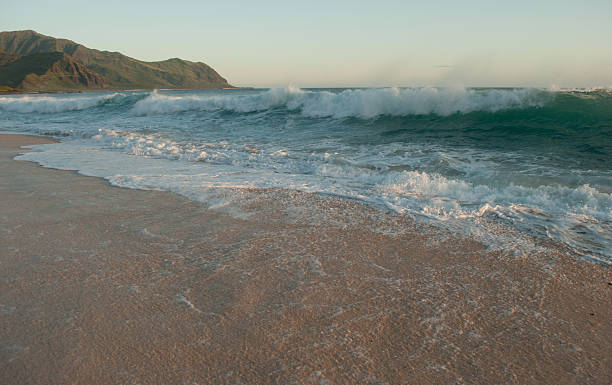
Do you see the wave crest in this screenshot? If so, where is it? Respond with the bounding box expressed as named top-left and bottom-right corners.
top-left (132, 87), bottom-right (549, 118)
top-left (379, 170), bottom-right (612, 259)
top-left (0, 93), bottom-right (126, 114)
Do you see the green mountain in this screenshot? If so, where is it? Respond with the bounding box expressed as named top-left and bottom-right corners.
top-left (0, 49), bottom-right (19, 67)
top-left (0, 30), bottom-right (231, 91)
top-left (0, 52), bottom-right (107, 92)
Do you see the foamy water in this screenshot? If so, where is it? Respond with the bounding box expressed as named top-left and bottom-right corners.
top-left (2, 87), bottom-right (610, 263)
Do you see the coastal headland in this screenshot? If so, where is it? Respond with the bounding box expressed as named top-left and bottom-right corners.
top-left (0, 30), bottom-right (232, 92)
top-left (1, 134), bottom-right (610, 384)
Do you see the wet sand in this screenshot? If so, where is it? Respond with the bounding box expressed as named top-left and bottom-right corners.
top-left (1, 134), bottom-right (610, 384)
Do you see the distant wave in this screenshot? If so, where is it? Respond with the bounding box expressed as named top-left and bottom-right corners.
top-left (3, 86), bottom-right (611, 118)
top-left (549, 85), bottom-right (612, 94)
top-left (0, 93), bottom-right (137, 114)
top-left (132, 87), bottom-right (551, 117)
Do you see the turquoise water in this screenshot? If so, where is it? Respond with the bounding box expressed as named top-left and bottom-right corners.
top-left (1, 87), bottom-right (610, 262)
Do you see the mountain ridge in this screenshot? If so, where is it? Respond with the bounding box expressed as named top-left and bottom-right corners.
top-left (0, 30), bottom-right (232, 92)
top-left (0, 52), bottom-right (107, 92)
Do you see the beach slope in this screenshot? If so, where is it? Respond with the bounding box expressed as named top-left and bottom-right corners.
top-left (1, 134), bottom-right (610, 384)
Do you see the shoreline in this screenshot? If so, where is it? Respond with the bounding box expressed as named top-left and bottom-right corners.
top-left (1, 134), bottom-right (610, 384)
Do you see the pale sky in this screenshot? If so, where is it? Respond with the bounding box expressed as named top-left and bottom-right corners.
top-left (2, 0), bottom-right (611, 88)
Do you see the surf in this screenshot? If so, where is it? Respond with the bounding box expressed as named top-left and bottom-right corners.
top-left (2, 87), bottom-right (611, 263)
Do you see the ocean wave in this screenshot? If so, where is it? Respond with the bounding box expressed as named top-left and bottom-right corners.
top-left (90, 127), bottom-right (612, 259)
top-left (19, 136), bottom-right (612, 261)
top-left (0, 93), bottom-right (127, 114)
top-left (131, 87), bottom-right (550, 118)
top-left (5, 85), bottom-right (611, 262)
top-left (379, 170), bottom-right (612, 258)
top-left (131, 87), bottom-right (304, 115)
top-left (94, 129), bottom-right (223, 162)
top-left (380, 170), bottom-right (611, 219)
top-left (549, 85), bottom-right (612, 94)
top-left (91, 128), bottom-right (321, 177)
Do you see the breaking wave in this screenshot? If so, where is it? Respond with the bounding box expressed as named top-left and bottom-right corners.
top-left (75, 128), bottom-right (610, 261)
top-left (379, 171), bottom-right (612, 260)
top-left (132, 87), bottom-right (550, 118)
top-left (3, 87), bottom-right (611, 263)
top-left (4, 87), bottom-right (611, 122)
top-left (0, 92), bottom-right (138, 114)
top-left (18, 130), bottom-right (612, 263)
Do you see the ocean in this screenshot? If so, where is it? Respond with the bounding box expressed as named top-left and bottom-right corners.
top-left (1, 87), bottom-right (610, 263)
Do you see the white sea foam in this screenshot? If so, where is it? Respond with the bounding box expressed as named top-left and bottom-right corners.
top-left (0, 93), bottom-right (122, 114)
top-left (0, 87), bottom-right (550, 118)
top-left (17, 135), bottom-right (612, 262)
top-left (379, 170), bottom-right (611, 225)
top-left (131, 87), bottom-right (548, 118)
top-left (90, 128), bottom-right (612, 231)
top-left (131, 87), bottom-right (305, 115)
top-left (379, 171), bottom-right (612, 260)
top-left (92, 128), bottom-right (281, 168)
top-left (6, 87), bottom-right (609, 262)
top-left (549, 85), bottom-right (612, 94)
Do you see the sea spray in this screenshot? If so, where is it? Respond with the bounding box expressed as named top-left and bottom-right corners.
top-left (130, 86), bottom-right (549, 117)
top-left (0, 92), bottom-right (129, 114)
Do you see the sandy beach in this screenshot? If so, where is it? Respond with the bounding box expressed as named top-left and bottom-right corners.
top-left (1, 134), bottom-right (610, 384)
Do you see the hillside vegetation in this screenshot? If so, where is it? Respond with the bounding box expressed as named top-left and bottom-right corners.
top-left (0, 49), bottom-right (19, 67)
top-left (0, 30), bottom-right (231, 91)
top-left (0, 52), bottom-right (107, 92)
